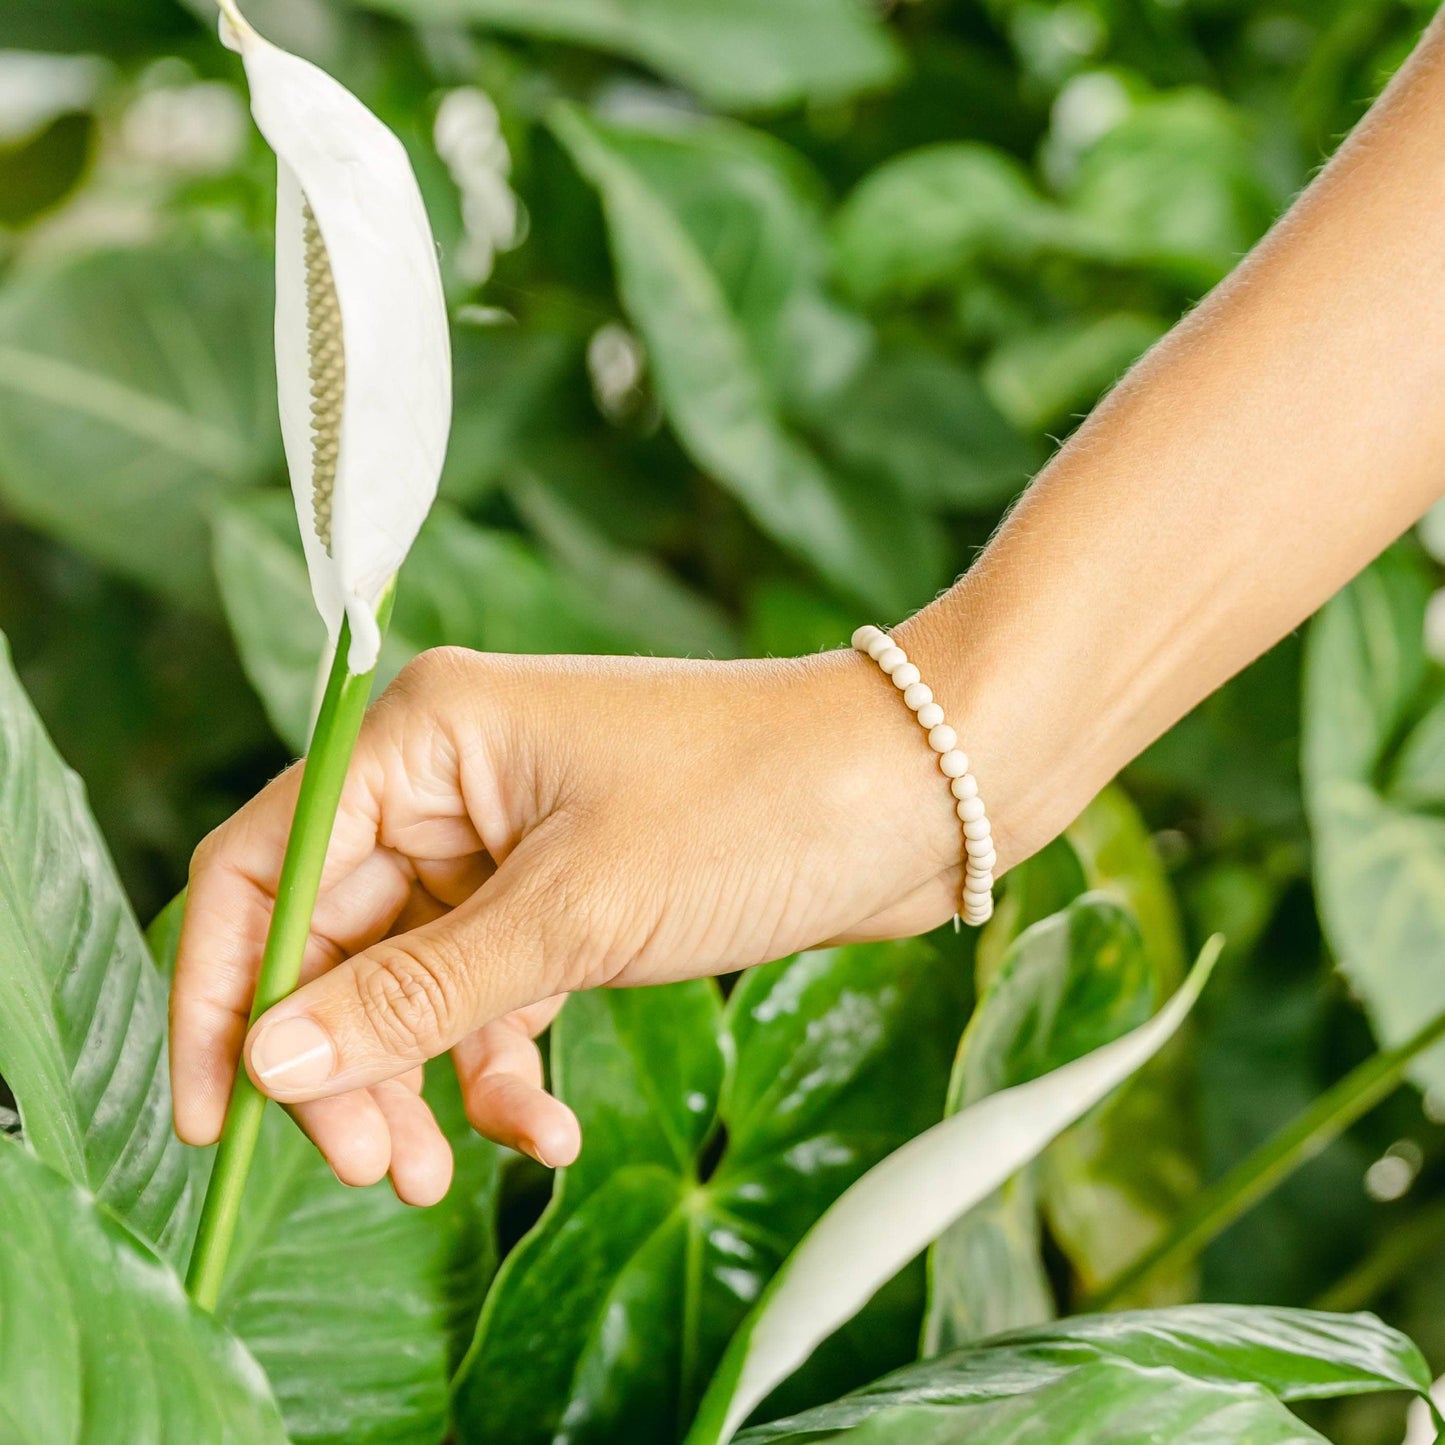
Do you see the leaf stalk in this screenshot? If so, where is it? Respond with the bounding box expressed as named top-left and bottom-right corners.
top-left (186, 584), bottom-right (394, 1311)
top-left (1087, 1005), bottom-right (1445, 1311)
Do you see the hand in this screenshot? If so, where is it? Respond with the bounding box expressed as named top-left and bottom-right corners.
top-left (169, 646), bottom-right (972, 1202)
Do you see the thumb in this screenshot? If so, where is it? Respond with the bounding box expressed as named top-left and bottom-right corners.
top-left (243, 861), bottom-right (563, 1103)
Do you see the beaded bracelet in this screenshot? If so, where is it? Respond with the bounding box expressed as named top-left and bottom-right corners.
top-left (851, 625), bottom-right (995, 927)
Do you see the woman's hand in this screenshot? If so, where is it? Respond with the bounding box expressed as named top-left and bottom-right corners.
top-left (169, 645), bottom-right (971, 1204)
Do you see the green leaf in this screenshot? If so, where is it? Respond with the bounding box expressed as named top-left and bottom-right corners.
top-left (1062, 90), bottom-right (1277, 288)
top-left (510, 476), bottom-right (743, 658)
top-left (0, 111), bottom-right (94, 227)
top-left (356, 0), bottom-right (903, 112)
top-left (452, 939), bottom-right (970, 1444)
top-left (215, 1100), bottom-right (501, 1445)
top-left (0, 0), bottom-right (193, 51)
top-left (783, 1360), bottom-right (1332, 1445)
top-left (0, 244), bottom-right (281, 607)
top-left (734, 1306), bottom-right (1433, 1444)
top-left (971, 791), bottom-right (1200, 1307)
top-left (0, 1139), bottom-right (286, 1443)
top-left (551, 105), bottom-right (944, 618)
top-left (982, 313), bottom-right (1167, 434)
top-left (1040, 788), bottom-right (1199, 1304)
top-left (213, 490), bottom-right (657, 752)
top-left (808, 344), bottom-right (1041, 512)
top-left (0, 630), bottom-right (200, 1261)
top-left (442, 327), bottom-right (579, 507)
top-left (688, 941), bottom-right (1219, 1445)
top-left (924, 897), bottom-right (1155, 1352)
top-left (1303, 548), bottom-right (1445, 1092)
top-left (832, 143), bottom-right (1058, 303)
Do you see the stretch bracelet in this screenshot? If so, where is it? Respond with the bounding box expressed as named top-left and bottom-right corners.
top-left (851, 625), bottom-right (995, 927)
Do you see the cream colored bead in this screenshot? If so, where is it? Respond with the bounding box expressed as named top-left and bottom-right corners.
top-left (852, 621), bottom-right (995, 927)
top-left (927, 724), bottom-right (957, 754)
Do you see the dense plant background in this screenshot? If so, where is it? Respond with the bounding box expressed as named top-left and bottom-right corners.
top-left (4, 0), bottom-right (1445, 1440)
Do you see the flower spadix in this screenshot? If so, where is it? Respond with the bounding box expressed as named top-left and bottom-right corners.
top-left (218, 0), bottom-right (450, 672)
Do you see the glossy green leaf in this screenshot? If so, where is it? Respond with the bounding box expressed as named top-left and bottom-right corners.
top-left (0, 1139), bottom-right (286, 1443)
top-left (213, 490), bottom-right (662, 752)
top-left (1041, 788), bottom-right (1198, 1304)
top-left (1303, 548), bottom-right (1445, 1091)
top-left (357, 0), bottom-right (903, 112)
top-left (0, 244), bottom-right (280, 606)
top-left (735, 1306), bottom-right (1434, 1444)
top-left (924, 897), bottom-right (1154, 1352)
top-left (453, 939), bottom-right (969, 1444)
top-left (971, 791), bottom-right (1200, 1307)
top-left (551, 105), bottom-right (944, 618)
top-left (0, 630), bottom-right (199, 1260)
top-left (832, 144), bottom-right (1058, 303)
top-left (689, 940), bottom-right (1219, 1444)
top-left (216, 1095), bottom-right (500, 1445)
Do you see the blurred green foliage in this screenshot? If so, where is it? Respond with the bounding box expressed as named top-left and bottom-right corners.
top-left (3, 0), bottom-right (1445, 1440)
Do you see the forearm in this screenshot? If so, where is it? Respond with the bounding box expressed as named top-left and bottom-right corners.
top-left (897, 14), bottom-right (1445, 870)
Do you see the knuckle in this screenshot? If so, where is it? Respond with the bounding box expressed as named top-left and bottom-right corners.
top-left (354, 944), bottom-right (463, 1056)
top-left (390, 646), bottom-right (477, 701)
top-left (187, 826), bottom-right (224, 880)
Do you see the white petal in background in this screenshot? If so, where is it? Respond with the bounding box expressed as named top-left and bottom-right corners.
top-left (220, 1), bottom-right (451, 672)
top-left (688, 937), bottom-right (1223, 1445)
top-left (1405, 1379), bottom-right (1445, 1444)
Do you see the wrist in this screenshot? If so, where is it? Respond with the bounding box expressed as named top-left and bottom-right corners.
top-left (793, 645), bottom-right (964, 912)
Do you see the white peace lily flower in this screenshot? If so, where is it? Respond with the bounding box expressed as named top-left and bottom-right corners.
top-left (218, 0), bottom-right (451, 672)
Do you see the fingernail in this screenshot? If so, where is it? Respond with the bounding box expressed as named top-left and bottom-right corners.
top-left (251, 1017), bottom-right (335, 1090)
top-left (529, 1140), bottom-right (557, 1169)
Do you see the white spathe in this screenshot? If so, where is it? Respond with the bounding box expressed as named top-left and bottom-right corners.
top-left (219, 0), bottom-right (450, 672)
top-left (688, 937), bottom-right (1222, 1445)
top-left (1404, 1377), bottom-right (1445, 1444)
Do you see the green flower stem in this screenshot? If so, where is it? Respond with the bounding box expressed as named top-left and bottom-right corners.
top-left (1087, 1006), bottom-right (1445, 1312)
top-left (186, 585), bottom-right (395, 1312)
